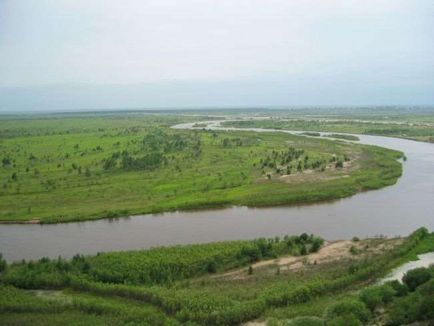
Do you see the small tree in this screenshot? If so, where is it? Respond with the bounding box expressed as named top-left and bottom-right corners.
top-left (0, 253), bottom-right (6, 273)
top-left (310, 237), bottom-right (324, 253)
top-left (2, 157), bottom-right (11, 167)
top-left (207, 260), bottom-right (217, 273)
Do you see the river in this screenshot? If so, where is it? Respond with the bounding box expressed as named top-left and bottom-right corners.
top-left (1, 120), bottom-right (433, 262)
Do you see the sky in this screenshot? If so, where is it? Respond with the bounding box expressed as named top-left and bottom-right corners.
top-left (0, 0), bottom-right (433, 111)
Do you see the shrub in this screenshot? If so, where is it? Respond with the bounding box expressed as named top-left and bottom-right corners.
top-left (359, 284), bottom-right (396, 311)
top-left (402, 267), bottom-right (432, 291)
top-left (263, 285), bottom-right (312, 306)
top-left (328, 314), bottom-right (362, 326)
top-left (417, 278), bottom-right (434, 296)
top-left (0, 254), bottom-right (6, 273)
top-left (386, 295), bottom-right (421, 325)
top-left (349, 245), bottom-right (359, 255)
top-left (324, 300), bottom-right (370, 324)
top-left (310, 237), bottom-right (324, 253)
top-left (418, 294), bottom-right (434, 321)
top-left (385, 280), bottom-right (408, 297)
top-left (286, 316), bottom-right (324, 326)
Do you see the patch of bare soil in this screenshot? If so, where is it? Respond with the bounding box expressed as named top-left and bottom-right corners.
top-left (258, 154), bottom-right (360, 184)
top-left (213, 238), bottom-right (403, 281)
top-left (0, 219), bottom-right (41, 224)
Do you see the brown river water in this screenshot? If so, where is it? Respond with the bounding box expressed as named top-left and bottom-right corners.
top-left (1, 121), bottom-right (433, 262)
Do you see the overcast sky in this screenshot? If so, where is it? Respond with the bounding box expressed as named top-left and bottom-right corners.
top-left (0, 0), bottom-right (433, 111)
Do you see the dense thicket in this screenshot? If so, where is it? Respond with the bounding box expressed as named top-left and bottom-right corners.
top-left (1, 228), bottom-right (431, 325)
top-left (1, 234), bottom-right (323, 288)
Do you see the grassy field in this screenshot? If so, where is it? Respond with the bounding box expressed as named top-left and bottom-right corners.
top-left (0, 113), bottom-right (403, 223)
top-left (0, 228), bottom-right (432, 325)
top-left (223, 115), bottom-right (434, 143)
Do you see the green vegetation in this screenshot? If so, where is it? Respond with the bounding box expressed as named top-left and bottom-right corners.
top-left (300, 132), bottom-right (321, 137)
top-left (0, 228), bottom-right (432, 325)
top-left (0, 234), bottom-right (323, 288)
top-left (323, 134), bottom-right (360, 141)
top-left (0, 114), bottom-right (403, 223)
top-left (193, 123), bottom-right (209, 128)
top-left (223, 117), bottom-right (434, 143)
top-left (280, 263), bottom-right (434, 325)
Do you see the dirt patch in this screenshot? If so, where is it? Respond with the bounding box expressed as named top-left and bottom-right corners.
top-left (0, 219), bottom-right (41, 224)
top-left (259, 154), bottom-right (360, 184)
top-left (213, 238), bottom-right (403, 281)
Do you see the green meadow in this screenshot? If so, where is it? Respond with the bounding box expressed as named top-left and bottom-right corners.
top-left (223, 117), bottom-right (434, 143)
top-left (0, 113), bottom-right (402, 223)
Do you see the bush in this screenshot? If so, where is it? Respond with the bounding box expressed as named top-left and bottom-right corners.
top-left (385, 280), bottom-right (408, 297)
top-left (418, 294), bottom-right (434, 320)
top-left (349, 245), bottom-right (359, 255)
top-left (286, 316), bottom-right (324, 326)
top-left (0, 254), bottom-right (6, 273)
top-left (310, 237), bottom-right (324, 253)
top-left (402, 267), bottom-right (432, 291)
top-left (263, 285), bottom-right (312, 306)
top-left (324, 300), bottom-right (370, 324)
top-left (417, 278), bottom-right (434, 296)
top-left (328, 314), bottom-right (362, 326)
top-left (359, 284), bottom-right (396, 311)
top-left (387, 294), bottom-right (421, 325)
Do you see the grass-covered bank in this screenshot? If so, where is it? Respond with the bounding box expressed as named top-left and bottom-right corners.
top-left (0, 228), bottom-right (432, 325)
top-left (0, 114), bottom-right (403, 223)
top-left (222, 118), bottom-right (434, 143)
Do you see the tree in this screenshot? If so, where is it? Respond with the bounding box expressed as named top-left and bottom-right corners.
top-left (297, 161), bottom-right (303, 172)
top-left (207, 260), bottom-right (217, 273)
top-left (2, 157), bottom-right (11, 167)
top-left (310, 237), bottom-right (324, 253)
top-left (0, 253), bottom-right (6, 273)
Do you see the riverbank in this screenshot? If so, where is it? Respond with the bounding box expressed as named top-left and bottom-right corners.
top-left (0, 114), bottom-right (403, 224)
top-left (221, 116), bottom-right (434, 144)
top-left (1, 228), bottom-right (432, 325)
